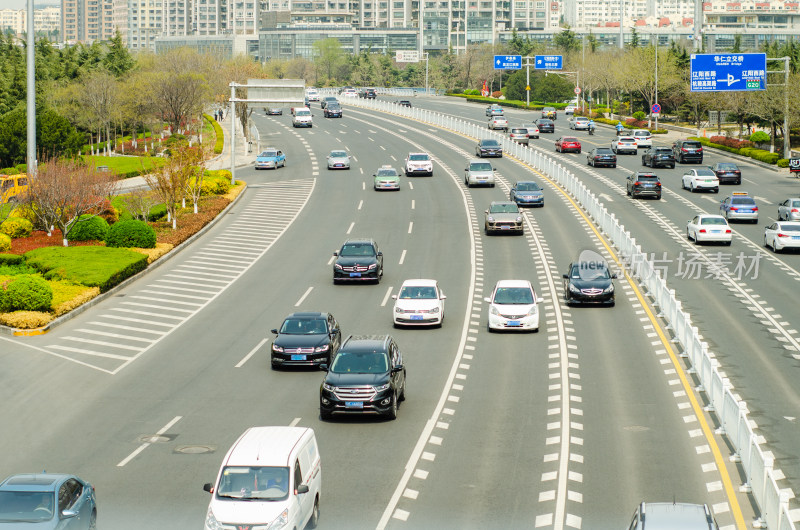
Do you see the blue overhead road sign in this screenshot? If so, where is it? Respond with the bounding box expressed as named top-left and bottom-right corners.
top-left (494, 55), bottom-right (522, 70)
top-left (690, 53), bottom-right (767, 92)
top-left (535, 55), bottom-right (563, 70)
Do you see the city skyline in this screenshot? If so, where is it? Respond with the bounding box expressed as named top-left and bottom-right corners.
top-left (5, 1), bottom-right (59, 9)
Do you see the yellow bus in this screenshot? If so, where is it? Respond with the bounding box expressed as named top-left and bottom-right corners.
top-left (0, 174), bottom-right (28, 204)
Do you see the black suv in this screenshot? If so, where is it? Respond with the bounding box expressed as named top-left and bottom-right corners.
top-left (271, 312), bottom-right (341, 369)
top-left (324, 103), bottom-right (342, 118)
top-left (563, 257), bottom-right (617, 306)
top-left (362, 88), bottom-right (377, 99)
top-left (333, 239), bottom-right (383, 284)
top-left (672, 139), bottom-right (704, 164)
top-left (319, 335), bottom-right (406, 420)
top-left (626, 172), bottom-right (662, 200)
top-left (641, 146), bottom-right (676, 168)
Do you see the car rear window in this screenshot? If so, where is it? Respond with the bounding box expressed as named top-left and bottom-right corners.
top-left (409, 154), bottom-right (429, 161)
top-left (470, 163), bottom-right (492, 171)
top-left (538, 119), bottom-right (553, 124)
top-left (731, 198), bottom-right (755, 205)
top-left (683, 142), bottom-right (702, 148)
top-left (780, 224), bottom-right (800, 232)
top-left (620, 138), bottom-right (635, 143)
top-left (596, 148), bottom-right (614, 154)
top-left (717, 163), bottom-right (738, 169)
top-left (638, 176), bottom-right (659, 181)
top-left (655, 148), bottom-right (672, 153)
top-left (511, 129), bottom-right (528, 134)
top-left (701, 217), bottom-right (727, 225)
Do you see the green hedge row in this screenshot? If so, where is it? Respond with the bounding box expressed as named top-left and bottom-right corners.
top-left (24, 246), bottom-right (148, 292)
top-left (591, 117), bottom-right (667, 134)
top-left (446, 93), bottom-right (569, 111)
top-left (205, 114), bottom-right (224, 154)
top-left (688, 136), bottom-right (781, 165)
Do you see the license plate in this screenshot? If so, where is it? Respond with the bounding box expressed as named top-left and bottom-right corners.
top-left (291, 354), bottom-right (306, 361)
top-left (410, 314), bottom-right (424, 320)
top-left (740, 209), bottom-right (752, 213)
top-left (345, 401), bottom-right (364, 409)
top-left (500, 226), bottom-right (511, 230)
top-left (705, 179), bottom-right (714, 183)
top-left (349, 272), bottom-right (361, 277)
top-left (335, 164), bottom-right (343, 167)
top-left (711, 230), bottom-right (721, 233)
top-left (793, 236), bottom-right (800, 240)
top-left (506, 320), bottom-right (521, 326)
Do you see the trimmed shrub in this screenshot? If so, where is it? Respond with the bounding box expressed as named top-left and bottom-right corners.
top-left (105, 219), bottom-right (157, 249)
top-left (632, 111), bottom-right (646, 120)
top-left (749, 131), bottom-right (770, 143)
top-left (0, 311), bottom-right (52, 329)
top-left (66, 215), bottom-right (110, 242)
top-left (778, 158), bottom-right (790, 168)
top-left (0, 217), bottom-right (33, 238)
top-left (24, 246), bottom-right (149, 292)
top-left (53, 285), bottom-right (101, 316)
top-left (0, 233), bottom-right (10, 252)
top-left (0, 275), bottom-right (53, 312)
top-left (8, 206), bottom-right (36, 225)
top-left (0, 167), bottom-right (19, 175)
top-left (98, 199), bottom-right (120, 225)
top-left (0, 253), bottom-right (23, 265)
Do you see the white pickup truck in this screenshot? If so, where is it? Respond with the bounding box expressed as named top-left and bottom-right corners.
top-left (292, 107), bottom-right (313, 128)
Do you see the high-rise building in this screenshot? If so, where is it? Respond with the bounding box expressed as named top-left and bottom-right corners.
top-left (62, 0), bottom-right (117, 43)
top-left (35, 6), bottom-right (63, 36)
top-left (127, 0), bottom-right (162, 49)
top-left (0, 9), bottom-right (26, 36)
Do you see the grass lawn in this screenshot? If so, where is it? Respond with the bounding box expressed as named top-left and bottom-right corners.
top-left (86, 155), bottom-right (163, 178)
top-left (25, 246), bottom-right (148, 292)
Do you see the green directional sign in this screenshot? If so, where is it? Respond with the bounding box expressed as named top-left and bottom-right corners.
top-left (746, 80), bottom-right (761, 89)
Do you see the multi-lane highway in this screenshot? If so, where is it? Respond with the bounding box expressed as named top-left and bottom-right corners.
top-left (1, 92), bottom-right (795, 529)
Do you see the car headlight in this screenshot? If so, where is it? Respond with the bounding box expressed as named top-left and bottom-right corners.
top-left (367, 263), bottom-right (377, 270)
top-left (516, 216), bottom-right (522, 222)
top-left (487, 216), bottom-right (494, 222)
top-left (395, 306), bottom-right (403, 314)
top-left (526, 306), bottom-right (538, 317)
top-left (430, 307), bottom-right (440, 313)
top-left (315, 344), bottom-right (329, 352)
top-left (374, 383), bottom-right (391, 391)
top-left (603, 285), bottom-right (615, 294)
top-left (266, 508), bottom-right (289, 530)
top-left (490, 305), bottom-right (500, 315)
top-left (272, 344), bottom-right (284, 352)
top-left (322, 383), bottom-right (337, 392)
top-left (334, 264), bottom-right (343, 270)
top-left (569, 284), bottom-right (581, 293)
top-left (205, 509), bottom-right (223, 530)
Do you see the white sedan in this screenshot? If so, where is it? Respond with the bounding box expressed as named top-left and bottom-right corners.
top-left (687, 214), bottom-right (732, 245)
top-left (764, 221), bottom-right (800, 253)
top-left (485, 280), bottom-right (541, 332)
top-left (682, 168), bottom-right (719, 193)
top-left (392, 279), bottom-right (446, 327)
top-left (612, 136), bottom-right (638, 154)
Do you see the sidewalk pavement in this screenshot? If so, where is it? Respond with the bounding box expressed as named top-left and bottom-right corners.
top-left (115, 113), bottom-right (257, 193)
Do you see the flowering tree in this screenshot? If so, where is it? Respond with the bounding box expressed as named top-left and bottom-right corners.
top-left (24, 159), bottom-right (118, 246)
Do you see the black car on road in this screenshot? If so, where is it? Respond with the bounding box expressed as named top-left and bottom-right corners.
top-left (324, 103), bottom-right (343, 118)
top-left (476, 139), bottom-right (503, 158)
top-left (626, 172), bottom-right (662, 200)
top-left (711, 162), bottom-right (742, 184)
top-left (333, 239), bottom-right (383, 284)
top-left (535, 118), bottom-right (555, 133)
top-left (587, 147), bottom-right (617, 168)
top-left (641, 147), bottom-right (676, 168)
top-left (563, 258), bottom-right (617, 306)
top-left (319, 335), bottom-right (406, 420)
top-left (271, 312), bottom-right (341, 369)
top-left (673, 139), bottom-right (704, 164)
top-left (321, 96), bottom-right (338, 109)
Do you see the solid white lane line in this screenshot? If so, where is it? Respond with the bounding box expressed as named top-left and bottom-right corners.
top-left (236, 338), bottom-right (269, 368)
top-left (289, 417), bottom-right (301, 427)
top-left (399, 249), bottom-right (407, 265)
top-left (358, 199), bottom-right (363, 210)
top-left (360, 168), bottom-right (364, 175)
top-left (381, 286), bottom-right (394, 307)
top-left (347, 222), bottom-right (355, 234)
top-left (117, 416), bottom-right (182, 467)
top-left (295, 286), bottom-right (313, 307)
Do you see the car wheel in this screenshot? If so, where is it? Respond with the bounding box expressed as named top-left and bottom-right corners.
top-left (626, 188), bottom-right (631, 196)
top-left (89, 511), bottom-right (97, 530)
top-left (487, 322), bottom-right (494, 333)
top-left (332, 278), bottom-right (339, 285)
top-left (713, 188), bottom-right (719, 194)
top-left (687, 228), bottom-right (694, 241)
top-left (725, 241), bottom-right (732, 246)
top-left (612, 164), bottom-right (616, 168)
top-left (690, 183), bottom-right (696, 193)
top-left (320, 409), bottom-right (332, 421)
top-left (774, 239), bottom-right (782, 252)
top-left (765, 235), bottom-right (772, 250)
top-left (308, 497), bottom-right (320, 529)
top-left (491, 183), bottom-right (496, 188)
top-left (399, 380), bottom-right (406, 401)
top-left (642, 157), bottom-right (647, 166)
top-left (577, 149), bottom-right (581, 154)
top-left (386, 393), bottom-right (398, 420)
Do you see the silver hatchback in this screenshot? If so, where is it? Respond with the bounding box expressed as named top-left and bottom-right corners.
top-left (509, 128), bottom-right (529, 145)
top-left (464, 160), bottom-right (496, 188)
top-left (778, 197), bottom-right (800, 221)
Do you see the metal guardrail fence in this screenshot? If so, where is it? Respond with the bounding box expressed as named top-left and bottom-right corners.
top-left (343, 96), bottom-right (798, 530)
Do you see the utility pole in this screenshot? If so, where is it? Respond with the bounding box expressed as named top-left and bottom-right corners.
top-left (423, 52), bottom-right (430, 95)
top-left (26, 0), bottom-right (36, 176)
top-left (654, 45), bottom-right (659, 130)
top-left (619, 0), bottom-right (624, 49)
top-left (784, 56), bottom-right (790, 159)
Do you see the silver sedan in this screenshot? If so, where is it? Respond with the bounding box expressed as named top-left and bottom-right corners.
top-left (778, 198), bottom-right (800, 221)
top-left (327, 150), bottom-right (351, 170)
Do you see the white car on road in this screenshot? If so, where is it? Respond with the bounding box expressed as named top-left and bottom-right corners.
top-left (404, 152), bottom-right (433, 176)
top-left (612, 136), bottom-right (638, 154)
top-left (488, 116), bottom-right (509, 131)
top-left (485, 280), bottom-right (541, 332)
top-left (687, 214), bottom-right (732, 245)
top-left (682, 168), bottom-right (719, 193)
top-left (392, 279), bottom-right (446, 327)
top-left (763, 221), bottom-right (800, 253)
top-left (631, 129), bottom-right (652, 148)
top-left (306, 89), bottom-right (320, 102)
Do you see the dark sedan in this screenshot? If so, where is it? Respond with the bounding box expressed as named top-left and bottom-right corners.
top-left (563, 258), bottom-right (617, 306)
top-left (711, 162), bottom-right (742, 184)
top-left (271, 312), bottom-right (341, 369)
top-left (324, 103), bottom-right (343, 118)
top-left (535, 118), bottom-right (555, 133)
top-left (641, 147), bottom-right (676, 169)
top-left (587, 148), bottom-right (617, 168)
top-left (333, 239), bottom-right (383, 284)
top-left (398, 100), bottom-right (412, 107)
top-left (476, 139), bottom-right (503, 158)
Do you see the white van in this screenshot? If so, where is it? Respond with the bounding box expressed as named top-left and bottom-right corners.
top-left (203, 426), bottom-right (321, 530)
top-left (292, 107), bottom-right (313, 128)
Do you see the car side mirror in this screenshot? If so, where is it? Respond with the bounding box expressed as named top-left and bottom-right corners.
top-left (271, 328), bottom-right (278, 335)
top-left (511, 188), bottom-right (516, 192)
top-left (377, 251), bottom-right (383, 256)
top-left (464, 168), bottom-right (468, 171)
top-left (319, 363), bottom-right (329, 372)
top-left (392, 365), bottom-right (404, 373)
top-left (611, 273), bottom-right (618, 279)
top-left (484, 209), bottom-right (489, 214)
top-left (330, 328), bottom-right (339, 335)
top-left (391, 295), bottom-right (398, 300)
top-left (441, 294), bottom-right (447, 300)
top-left (62, 509), bottom-right (79, 519)
top-left (296, 484), bottom-right (310, 494)
top-left (562, 274), bottom-right (569, 279)
top-left (484, 297), bottom-right (491, 303)
top-left (333, 251), bottom-right (338, 256)
top-left (203, 483), bottom-right (214, 494)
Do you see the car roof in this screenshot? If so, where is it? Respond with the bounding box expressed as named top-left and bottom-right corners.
top-left (632, 129), bottom-right (650, 133)
top-left (562, 136), bottom-right (578, 140)
top-left (490, 201), bottom-right (517, 206)
top-left (225, 427), bottom-right (313, 467)
top-left (342, 238), bottom-right (375, 245)
top-left (697, 214), bottom-right (727, 220)
top-left (618, 136), bottom-right (636, 141)
top-left (494, 279), bottom-right (533, 289)
top-left (0, 473), bottom-right (71, 492)
top-left (640, 502), bottom-right (712, 528)
top-left (285, 312), bottom-right (327, 320)
top-left (468, 158), bottom-right (492, 164)
top-left (341, 335), bottom-right (391, 352)
top-left (400, 279), bottom-right (437, 287)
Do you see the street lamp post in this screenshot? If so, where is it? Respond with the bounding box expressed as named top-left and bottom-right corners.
top-left (423, 52), bottom-right (430, 95)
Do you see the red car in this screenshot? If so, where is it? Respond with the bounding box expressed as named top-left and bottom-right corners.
top-left (555, 136), bottom-right (582, 153)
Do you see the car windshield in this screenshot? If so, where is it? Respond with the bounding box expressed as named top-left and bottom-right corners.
top-left (694, 169), bottom-right (716, 177)
top-left (493, 287), bottom-right (534, 304)
top-left (260, 151), bottom-right (277, 157)
top-left (595, 148), bottom-right (614, 154)
top-left (217, 466), bottom-right (289, 501)
top-left (398, 286), bottom-right (437, 299)
top-left (490, 203), bottom-right (520, 214)
top-left (575, 118), bottom-right (588, 122)
top-left (634, 131), bottom-right (649, 136)
top-left (481, 140), bottom-right (500, 147)
top-left (280, 318), bottom-right (327, 334)
top-left (655, 148), bottom-right (672, 154)
top-left (409, 154), bottom-right (429, 161)
top-left (700, 217), bottom-right (727, 225)
top-left (330, 151), bottom-right (347, 158)
top-left (684, 142), bottom-right (702, 148)
top-left (340, 243), bottom-right (376, 257)
top-left (376, 169), bottom-right (397, 177)
top-left (544, 107), bottom-right (555, 111)
top-left (516, 182), bottom-right (541, 191)
top-left (538, 119), bottom-right (553, 125)
top-left (470, 163), bottom-right (492, 171)
top-left (328, 103), bottom-right (341, 109)
top-left (790, 200), bottom-right (800, 207)
top-left (330, 351), bottom-right (389, 374)
top-left (325, 97), bottom-right (336, 101)
top-left (570, 264), bottom-right (610, 279)
top-left (0, 491), bottom-right (55, 522)
top-left (562, 137), bottom-right (578, 142)
top-left (716, 163), bottom-right (738, 170)
top-left (295, 110), bottom-right (310, 116)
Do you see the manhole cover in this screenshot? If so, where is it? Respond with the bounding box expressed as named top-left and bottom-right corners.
top-left (174, 445), bottom-right (216, 455)
top-left (137, 434), bottom-right (174, 443)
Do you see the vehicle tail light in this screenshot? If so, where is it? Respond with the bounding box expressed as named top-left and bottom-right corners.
top-left (778, 232), bottom-right (789, 238)
top-left (734, 171), bottom-right (741, 175)
top-left (699, 229), bottom-right (707, 233)
top-left (634, 181), bottom-right (641, 186)
top-left (753, 207), bottom-right (758, 211)
top-left (730, 207), bottom-right (738, 211)
top-left (791, 208), bottom-right (799, 213)
top-left (726, 229), bottom-right (732, 233)
top-left (682, 148), bottom-right (689, 152)
top-left (656, 182), bottom-right (662, 187)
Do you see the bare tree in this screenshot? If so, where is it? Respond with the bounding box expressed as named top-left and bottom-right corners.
top-left (144, 144), bottom-right (197, 229)
top-left (150, 49), bottom-right (211, 134)
top-left (184, 143), bottom-right (213, 214)
top-left (121, 188), bottom-right (159, 221)
top-left (25, 159), bottom-right (118, 246)
top-left (79, 70), bottom-right (119, 155)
